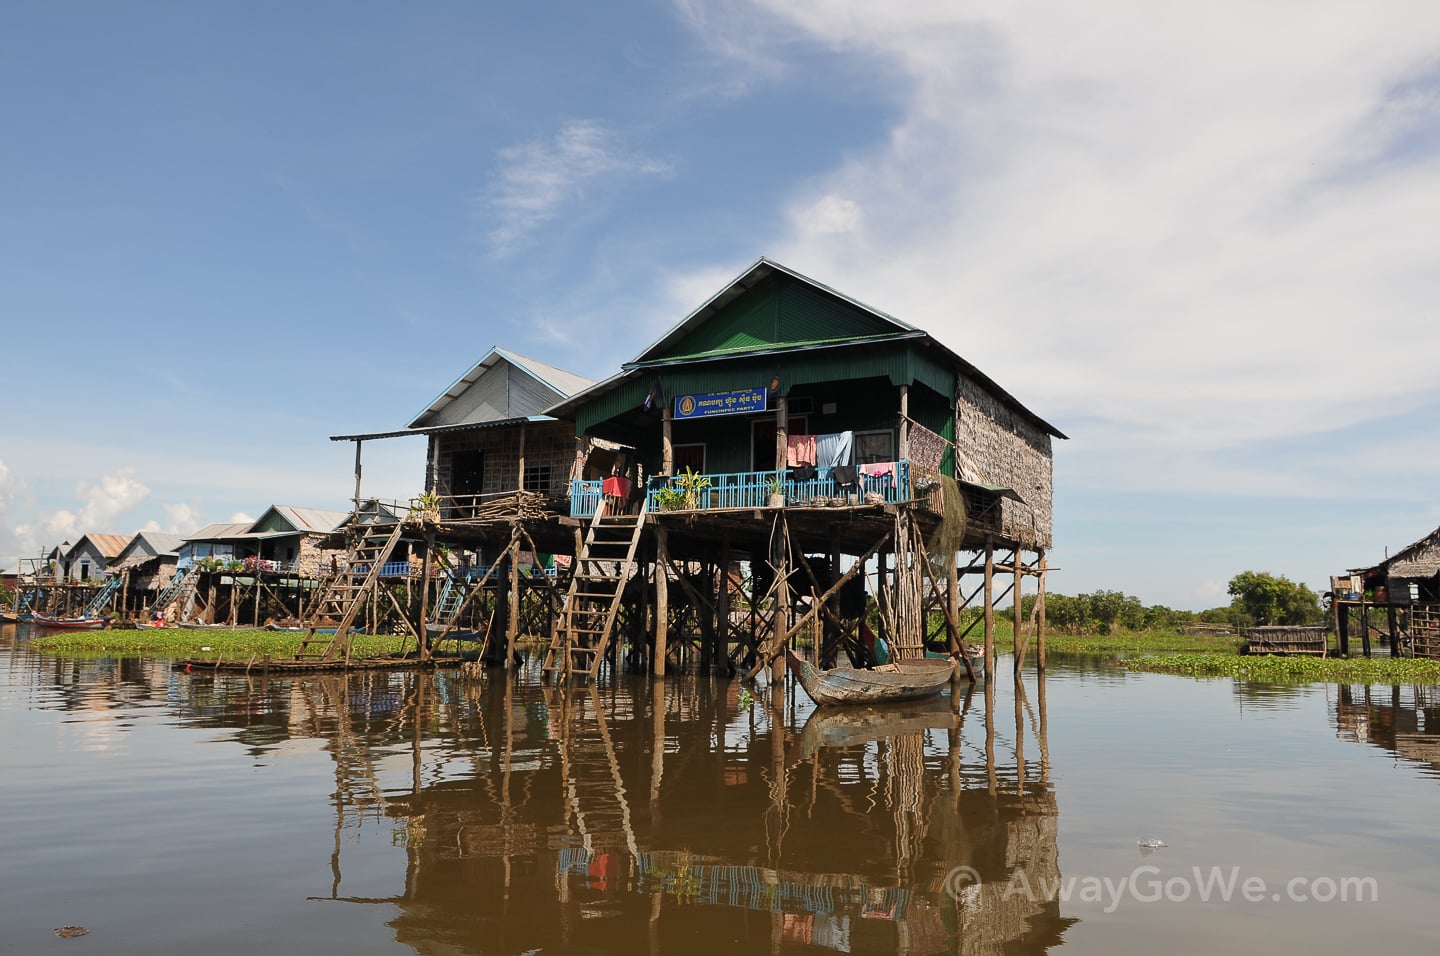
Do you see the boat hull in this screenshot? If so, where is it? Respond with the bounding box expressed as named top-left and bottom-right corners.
top-left (787, 651), bottom-right (955, 706)
top-left (32, 615), bottom-right (108, 630)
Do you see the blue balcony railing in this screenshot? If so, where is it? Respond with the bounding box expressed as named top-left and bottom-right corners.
top-left (569, 461), bottom-right (911, 519)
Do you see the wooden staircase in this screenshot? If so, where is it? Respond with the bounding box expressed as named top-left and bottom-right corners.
top-left (295, 518), bottom-right (407, 662)
top-left (150, 566), bottom-right (199, 622)
top-left (543, 508), bottom-right (647, 679)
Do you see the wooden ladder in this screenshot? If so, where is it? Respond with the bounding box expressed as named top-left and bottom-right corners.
top-left (543, 506), bottom-right (647, 679)
top-left (151, 566), bottom-right (199, 622)
top-left (295, 518), bottom-right (407, 662)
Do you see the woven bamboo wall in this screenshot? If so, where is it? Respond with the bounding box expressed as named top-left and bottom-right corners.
top-left (954, 375), bottom-right (1054, 549)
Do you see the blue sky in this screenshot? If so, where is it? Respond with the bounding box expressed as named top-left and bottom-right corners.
top-left (3, 1), bottom-right (1439, 610)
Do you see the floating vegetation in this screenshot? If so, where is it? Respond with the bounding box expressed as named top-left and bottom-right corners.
top-left (54, 926), bottom-right (88, 939)
top-left (29, 628), bottom-right (402, 659)
top-left (1125, 653), bottom-right (1440, 685)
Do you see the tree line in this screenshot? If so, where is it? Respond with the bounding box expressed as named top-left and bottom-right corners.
top-left (1008, 571), bottom-right (1325, 635)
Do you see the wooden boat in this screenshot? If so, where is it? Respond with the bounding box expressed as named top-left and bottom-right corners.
top-left (786, 649), bottom-right (955, 706)
top-left (264, 623), bottom-right (337, 634)
top-left (31, 614), bottom-right (108, 630)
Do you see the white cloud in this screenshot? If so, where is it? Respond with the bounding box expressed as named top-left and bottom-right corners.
top-left (479, 120), bottom-right (672, 255)
top-left (229, 511), bottom-right (255, 525)
top-left (141, 502), bottom-right (204, 536)
top-left (791, 194), bottom-right (864, 238)
top-left (683, 0), bottom-right (1440, 455)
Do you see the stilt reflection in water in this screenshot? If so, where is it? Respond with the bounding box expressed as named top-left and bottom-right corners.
top-left (276, 665), bottom-right (1073, 954)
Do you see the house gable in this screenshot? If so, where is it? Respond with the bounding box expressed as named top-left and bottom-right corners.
top-left (409, 349), bottom-right (588, 429)
top-left (635, 267), bottom-right (915, 366)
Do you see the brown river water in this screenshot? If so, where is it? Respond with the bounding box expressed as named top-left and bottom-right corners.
top-left (2, 623), bottom-right (1438, 953)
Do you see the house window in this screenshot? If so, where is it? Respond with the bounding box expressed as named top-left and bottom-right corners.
top-left (856, 429), bottom-right (896, 463)
top-left (673, 444), bottom-right (706, 473)
top-left (523, 463), bottom-right (554, 494)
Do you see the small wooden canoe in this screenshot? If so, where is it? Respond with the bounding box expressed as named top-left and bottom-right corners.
top-left (31, 614), bottom-right (108, 630)
top-left (786, 650), bottom-right (955, 706)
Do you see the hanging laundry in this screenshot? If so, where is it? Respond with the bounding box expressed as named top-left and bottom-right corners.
top-left (814, 430), bottom-right (855, 469)
top-left (786, 433), bottom-right (817, 466)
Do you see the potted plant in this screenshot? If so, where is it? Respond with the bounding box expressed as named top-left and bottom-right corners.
top-left (653, 485), bottom-right (687, 512)
top-left (766, 474), bottom-right (787, 508)
top-left (676, 467), bottom-right (711, 510)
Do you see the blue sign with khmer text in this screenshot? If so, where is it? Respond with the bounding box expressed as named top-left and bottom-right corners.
top-left (673, 387), bottom-right (768, 419)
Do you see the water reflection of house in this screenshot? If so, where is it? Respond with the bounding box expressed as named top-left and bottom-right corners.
top-left (255, 673), bottom-right (1078, 955)
top-left (1335, 684), bottom-right (1440, 778)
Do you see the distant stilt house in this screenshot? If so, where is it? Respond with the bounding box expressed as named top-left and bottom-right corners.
top-left (159, 508), bottom-right (348, 626)
top-left (1338, 526), bottom-right (1440, 659)
top-left (106, 532), bottom-right (184, 618)
top-left (266, 258), bottom-right (1068, 680)
top-left (57, 534), bottom-right (129, 584)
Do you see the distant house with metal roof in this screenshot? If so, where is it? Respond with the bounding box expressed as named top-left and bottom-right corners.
top-left (178, 522), bottom-right (252, 569)
top-left (332, 346), bottom-right (596, 511)
top-left (56, 533), bottom-right (130, 583)
top-left (107, 532), bottom-right (186, 611)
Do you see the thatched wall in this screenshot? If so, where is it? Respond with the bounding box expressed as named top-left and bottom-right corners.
top-left (953, 375), bottom-right (1054, 549)
top-left (428, 420), bottom-right (575, 499)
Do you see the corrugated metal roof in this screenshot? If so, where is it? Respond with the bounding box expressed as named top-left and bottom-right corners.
top-left (330, 415), bottom-right (553, 443)
top-left (69, 534), bottom-right (130, 559)
top-left (405, 347), bottom-right (594, 430)
top-left (185, 522), bottom-right (254, 542)
top-left (255, 506), bottom-right (349, 534)
top-left (113, 532), bottom-right (185, 564)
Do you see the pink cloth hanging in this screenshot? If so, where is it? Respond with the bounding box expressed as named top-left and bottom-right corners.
top-left (860, 461), bottom-right (895, 480)
top-left (786, 433), bottom-right (817, 466)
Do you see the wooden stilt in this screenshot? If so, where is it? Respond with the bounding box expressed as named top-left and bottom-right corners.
top-left (507, 525), bottom-right (521, 668)
top-left (1036, 550), bottom-right (1047, 673)
top-left (653, 525), bottom-right (669, 677)
top-left (715, 536), bottom-right (731, 675)
top-left (1012, 551), bottom-right (1025, 675)
top-left (983, 537), bottom-right (995, 681)
top-left (418, 529), bottom-right (436, 661)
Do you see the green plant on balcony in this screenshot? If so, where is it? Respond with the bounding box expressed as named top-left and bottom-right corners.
top-left (410, 491), bottom-right (442, 525)
top-left (676, 467), bottom-right (711, 509)
top-left (653, 485), bottom-right (687, 512)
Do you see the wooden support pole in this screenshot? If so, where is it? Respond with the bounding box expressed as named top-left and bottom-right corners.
top-left (352, 439), bottom-right (364, 506)
top-left (507, 525), bottom-right (521, 667)
top-left (983, 537), bottom-right (995, 681)
top-left (1012, 551), bottom-right (1025, 676)
top-left (517, 421), bottom-right (528, 490)
top-left (715, 536), bottom-right (731, 675)
top-left (654, 525), bottom-right (669, 678)
top-left (774, 395), bottom-right (788, 472)
top-left (947, 553), bottom-right (960, 654)
top-left (770, 515), bottom-right (789, 684)
top-left (418, 529), bottom-right (436, 661)
top-left (898, 383), bottom-right (910, 462)
top-left (1360, 595), bottom-right (1371, 658)
top-left (661, 406), bottom-right (674, 474)
top-left (1037, 550), bottom-right (1047, 673)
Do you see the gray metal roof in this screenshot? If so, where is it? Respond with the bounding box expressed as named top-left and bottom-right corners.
top-left (185, 522), bottom-right (255, 543)
top-left (330, 415), bottom-right (555, 443)
top-left (255, 506), bottom-right (350, 534)
top-left (406, 347), bottom-right (594, 430)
